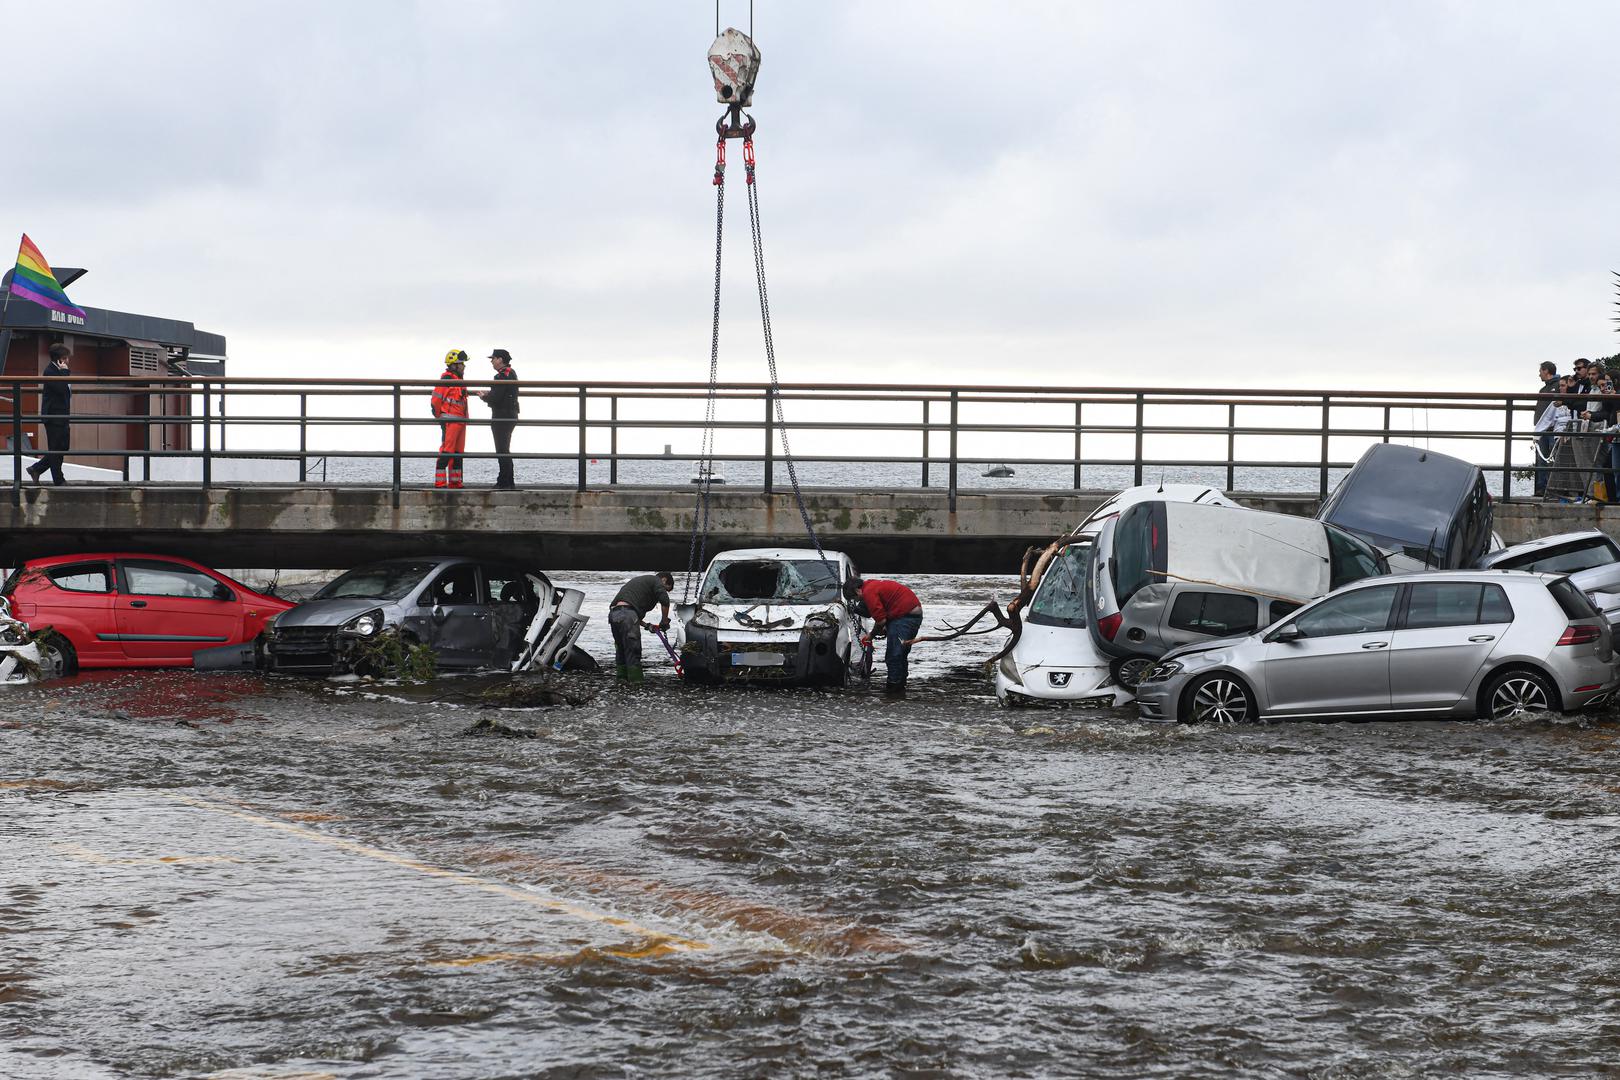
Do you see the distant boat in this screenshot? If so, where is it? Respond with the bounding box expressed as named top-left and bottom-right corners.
top-left (692, 463), bottom-right (727, 485)
top-left (982, 464), bottom-right (1015, 478)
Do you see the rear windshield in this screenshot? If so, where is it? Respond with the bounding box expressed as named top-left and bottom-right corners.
top-left (1110, 503), bottom-right (1162, 605)
top-left (1027, 544), bottom-right (1089, 627)
top-left (1322, 448), bottom-right (1481, 565)
top-left (1326, 526), bottom-right (1386, 589)
top-left (701, 559), bottom-right (840, 604)
top-left (1547, 577), bottom-right (1600, 621)
top-left (1496, 536), bottom-right (1617, 575)
top-left (315, 562), bottom-right (437, 601)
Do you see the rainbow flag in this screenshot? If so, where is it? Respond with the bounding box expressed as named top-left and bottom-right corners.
top-left (7, 234), bottom-right (85, 319)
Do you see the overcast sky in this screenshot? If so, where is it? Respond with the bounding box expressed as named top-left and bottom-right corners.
top-left (7, 1), bottom-right (1618, 391)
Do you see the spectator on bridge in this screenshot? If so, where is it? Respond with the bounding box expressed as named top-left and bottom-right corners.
top-left (1573, 358), bottom-right (1593, 393)
top-left (608, 571), bottom-right (673, 682)
top-left (25, 344), bottom-right (72, 486)
top-left (430, 349), bottom-right (469, 488)
top-left (1532, 361), bottom-right (1561, 497)
top-left (477, 349), bottom-right (520, 490)
top-left (845, 575), bottom-right (924, 695)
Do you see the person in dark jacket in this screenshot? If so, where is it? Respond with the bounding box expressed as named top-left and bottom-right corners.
top-left (26, 344), bottom-right (72, 486)
top-left (478, 349), bottom-right (520, 489)
top-left (1533, 361), bottom-right (1559, 496)
top-left (608, 571), bottom-right (673, 682)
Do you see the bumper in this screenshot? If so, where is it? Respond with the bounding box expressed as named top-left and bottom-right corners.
top-left (681, 623), bottom-right (845, 684)
top-left (994, 667), bottom-right (1130, 707)
top-left (1132, 679), bottom-right (1185, 722)
top-left (264, 628), bottom-right (352, 674)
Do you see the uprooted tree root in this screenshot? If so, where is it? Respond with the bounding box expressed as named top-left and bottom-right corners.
top-left (348, 630), bottom-right (439, 683)
top-left (461, 674), bottom-right (599, 736)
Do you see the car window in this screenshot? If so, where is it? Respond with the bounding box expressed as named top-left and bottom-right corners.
top-left (700, 559), bottom-right (840, 604)
top-left (1547, 578), bottom-right (1600, 621)
top-left (1168, 591), bottom-right (1258, 636)
top-left (47, 563), bottom-right (113, 593)
top-left (121, 560), bottom-right (225, 599)
top-left (1027, 544), bottom-right (1089, 628)
top-left (1326, 526), bottom-right (1386, 589)
top-left (424, 564), bottom-right (480, 606)
top-left (1496, 536), bottom-right (1618, 575)
top-left (1269, 600), bottom-right (1302, 623)
top-left (1405, 583), bottom-right (1492, 629)
top-left (1110, 503), bottom-right (1161, 605)
top-left (1480, 584), bottom-right (1512, 622)
top-left (317, 561), bottom-right (436, 601)
top-left (483, 566), bottom-right (535, 607)
top-left (1291, 586), bottom-right (1397, 638)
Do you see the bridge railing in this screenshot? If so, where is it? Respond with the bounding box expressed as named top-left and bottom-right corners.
top-left (4, 376), bottom-right (1597, 507)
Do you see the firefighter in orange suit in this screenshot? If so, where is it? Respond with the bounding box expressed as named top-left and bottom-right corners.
top-left (431, 349), bottom-right (470, 488)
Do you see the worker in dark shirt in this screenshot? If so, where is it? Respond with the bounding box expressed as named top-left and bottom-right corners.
top-left (478, 349), bottom-right (520, 490)
top-left (845, 575), bottom-right (923, 693)
top-left (608, 571), bottom-right (673, 682)
top-left (26, 344), bottom-right (72, 486)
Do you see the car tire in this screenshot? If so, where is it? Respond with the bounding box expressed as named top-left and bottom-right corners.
top-left (1111, 656), bottom-right (1153, 689)
top-left (36, 631), bottom-right (77, 679)
top-left (1481, 668), bottom-right (1558, 720)
top-left (1183, 673), bottom-right (1258, 724)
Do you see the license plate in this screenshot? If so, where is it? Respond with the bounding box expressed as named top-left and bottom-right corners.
top-left (731, 652), bottom-right (785, 667)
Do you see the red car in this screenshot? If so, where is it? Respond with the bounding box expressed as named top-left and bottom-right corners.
top-left (1, 554), bottom-right (294, 672)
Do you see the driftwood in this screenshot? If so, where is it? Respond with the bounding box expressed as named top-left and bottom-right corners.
top-left (904, 534), bottom-right (1076, 663)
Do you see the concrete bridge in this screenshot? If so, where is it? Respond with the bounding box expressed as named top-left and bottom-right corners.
top-left (1, 485), bottom-right (1611, 574)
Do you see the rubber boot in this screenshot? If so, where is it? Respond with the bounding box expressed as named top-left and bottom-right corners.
top-left (614, 664), bottom-right (628, 681)
top-left (625, 665), bottom-right (645, 684)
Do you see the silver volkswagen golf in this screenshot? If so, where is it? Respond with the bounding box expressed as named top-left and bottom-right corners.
top-left (1134, 571), bottom-right (1616, 723)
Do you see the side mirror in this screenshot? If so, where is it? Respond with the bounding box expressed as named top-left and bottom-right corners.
top-left (1269, 625), bottom-right (1305, 643)
top-left (212, 583), bottom-right (234, 602)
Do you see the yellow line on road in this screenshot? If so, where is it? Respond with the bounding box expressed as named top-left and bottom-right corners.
top-left (56, 844), bottom-right (243, 866)
top-left (161, 793), bottom-right (710, 956)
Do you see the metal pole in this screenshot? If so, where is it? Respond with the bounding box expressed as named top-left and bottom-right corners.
top-left (609, 395), bottom-right (619, 486)
top-left (10, 381), bottom-right (20, 508)
top-left (1074, 401), bottom-right (1083, 491)
top-left (201, 381), bottom-right (212, 487)
top-left (1383, 405), bottom-right (1391, 443)
top-left (1226, 402), bottom-right (1236, 492)
top-left (921, 398), bottom-right (930, 488)
top-left (392, 384), bottom-right (402, 506)
top-left (948, 390), bottom-right (959, 512)
top-left (1502, 395), bottom-right (1515, 499)
top-left (1319, 395), bottom-right (1330, 498)
top-left (1133, 393), bottom-right (1145, 486)
top-left (577, 385), bottom-right (588, 492)
top-left (763, 385), bottom-right (775, 494)
top-left (298, 393), bottom-right (307, 483)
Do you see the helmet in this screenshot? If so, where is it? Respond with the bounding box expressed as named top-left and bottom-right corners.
top-left (444, 348), bottom-right (468, 367)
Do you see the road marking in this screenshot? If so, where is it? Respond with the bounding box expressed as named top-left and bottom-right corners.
top-left (56, 844), bottom-right (243, 866)
top-left (161, 793), bottom-right (711, 956)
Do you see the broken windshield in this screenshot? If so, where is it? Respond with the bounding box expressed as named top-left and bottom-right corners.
top-left (701, 559), bottom-right (840, 604)
top-left (1027, 544), bottom-right (1089, 628)
top-left (314, 562), bottom-right (437, 602)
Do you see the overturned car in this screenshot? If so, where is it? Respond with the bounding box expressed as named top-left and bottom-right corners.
top-left (679, 548), bottom-right (865, 685)
top-left (259, 556), bottom-right (589, 675)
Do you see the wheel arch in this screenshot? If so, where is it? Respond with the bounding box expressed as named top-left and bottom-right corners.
top-left (1177, 666), bottom-right (1261, 723)
top-left (1474, 659), bottom-right (1563, 717)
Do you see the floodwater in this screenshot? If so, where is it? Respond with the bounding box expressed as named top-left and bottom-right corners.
top-left (3, 573), bottom-right (1618, 1079)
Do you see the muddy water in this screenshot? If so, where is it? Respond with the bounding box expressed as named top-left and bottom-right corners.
top-left (3, 573), bottom-right (1619, 1078)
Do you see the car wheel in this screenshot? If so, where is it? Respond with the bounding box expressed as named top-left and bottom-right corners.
top-left (1184, 674), bottom-right (1257, 724)
top-left (1482, 668), bottom-right (1557, 720)
top-left (35, 632), bottom-right (77, 679)
top-left (1111, 656), bottom-right (1153, 689)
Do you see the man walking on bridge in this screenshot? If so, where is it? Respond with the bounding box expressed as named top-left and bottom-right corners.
top-left (25, 344), bottom-right (72, 486)
top-left (845, 575), bottom-right (923, 694)
top-left (608, 571), bottom-right (674, 682)
top-left (431, 349), bottom-right (469, 488)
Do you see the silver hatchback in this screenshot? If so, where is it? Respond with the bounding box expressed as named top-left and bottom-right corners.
top-left (1135, 571), bottom-right (1616, 723)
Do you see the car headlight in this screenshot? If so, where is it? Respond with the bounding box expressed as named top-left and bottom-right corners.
top-left (341, 609), bottom-right (385, 637)
top-left (998, 653), bottom-right (1024, 686)
top-left (1142, 660), bottom-right (1182, 683)
top-left (691, 608), bottom-right (720, 629)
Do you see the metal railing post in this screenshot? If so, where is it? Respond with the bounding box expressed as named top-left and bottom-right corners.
top-left (1502, 395), bottom-right (1515, 499)
top-left (392, 384), bottom-right (402, 506)
top-left (1319, 395), bottom-right (1330, 498)
top-left (948, 390), bottom-right (959, 511)
top-left (298, 393), bottom-right (308, 483)
top-left (577, 385), bottom-right (588, 492)
top-left (1133, 393), bottom-right (1145, 486)
top-left (921, 398), bottom-right (931, 488)
top-left (763, 385), bottom-right (775, 493)
top-left (10, 382), bottom-right (20, 507)
top-left (609, 395), bottom-right (619, 486)
top-left (201, 381), bottom-right (212, 488)
top-left (1073, 401), bottom-right (1083, 490)
top-left (1382, 405), bottom-right (1391, 444)
top-left (1226, 403), bottom-right (1236, 492)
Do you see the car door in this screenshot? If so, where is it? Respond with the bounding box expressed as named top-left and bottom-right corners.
top-left (114, 559), bottom-right (245, 662)
top-left (28, 561), bottom-right (119, 666)
top-left (415, 562), bottom-right (495, 668)
top-left (481, 564), bottom-right (536, 667)
top-left (1260, 584), bottom-right (1400, 716)
top-left (1389, 582), bottom-right (1513, 711)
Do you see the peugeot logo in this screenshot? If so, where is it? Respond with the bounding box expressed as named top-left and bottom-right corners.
top-left (1048, 671), bottom-right (1072, 688)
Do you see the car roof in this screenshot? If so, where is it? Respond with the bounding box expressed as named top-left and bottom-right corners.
top-left (1338, 568), bottom-right (1554, 587)
top-left (710, 547), bottom-right (849, 562)
top-left (23, 552), bottom-right (215, 568)
top-left (1478, 530), bottom-right (1610, 564)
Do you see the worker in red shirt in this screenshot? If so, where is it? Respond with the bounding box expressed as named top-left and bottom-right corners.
top-left (430, 349), bottom-right (470, 488)
top-left (845, 575), bottom-right (923, 693)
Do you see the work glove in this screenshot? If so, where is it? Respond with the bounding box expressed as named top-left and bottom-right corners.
top-left (859, 634), bottom-right (873, 649)
top-left (658, 618), bottom-right (670, 631)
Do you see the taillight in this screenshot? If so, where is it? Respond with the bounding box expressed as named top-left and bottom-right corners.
top-left (1557, 624), bottom-right (1601, 646)
top-left (1098, 612), bottom-right (1123, 641)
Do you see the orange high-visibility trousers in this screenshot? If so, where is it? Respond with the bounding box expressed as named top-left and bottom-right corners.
top-left (435, 420), bottom-right (466, 487)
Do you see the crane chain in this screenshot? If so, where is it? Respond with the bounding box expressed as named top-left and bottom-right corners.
top-left (684, 152), bottom-right (727, 604)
